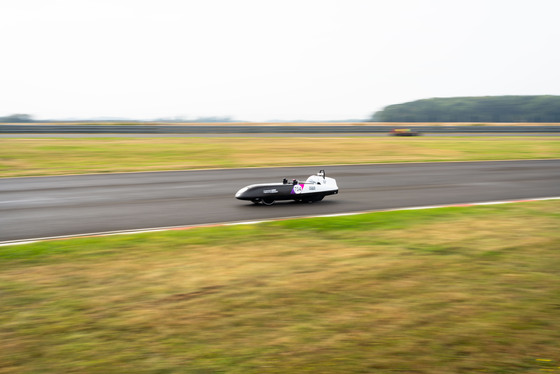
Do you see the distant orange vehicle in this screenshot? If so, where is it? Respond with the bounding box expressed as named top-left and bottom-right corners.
top-left (390, 128), bottom-right (421, 136)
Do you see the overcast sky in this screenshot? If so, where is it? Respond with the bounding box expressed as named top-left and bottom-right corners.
top-left (1, 0), bottom-right (559, 121)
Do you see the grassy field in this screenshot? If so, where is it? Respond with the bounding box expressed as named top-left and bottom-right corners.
top-left (6, 121), bottom-right (560, 126)
top-left (1, 201), bottom-right (559, 373)
top-left (1, 136), bottom-right (559, 177)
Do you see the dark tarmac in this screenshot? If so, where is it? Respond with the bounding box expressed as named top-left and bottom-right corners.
top-left (0, 133), bottom-right (558, 138)
top-left (1, 160), bottom-right (559, 242)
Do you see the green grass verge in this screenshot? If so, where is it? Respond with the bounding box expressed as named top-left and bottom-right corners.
top-left (1, 136), bottom-right (559, 177)
top-left (1, 201), bottom-right (559, 373)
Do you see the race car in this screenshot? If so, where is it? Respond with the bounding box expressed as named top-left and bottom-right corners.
top-left (235, 170), bottom-right (339, 205)
top-left (389, 128), bottom-right (421, 136)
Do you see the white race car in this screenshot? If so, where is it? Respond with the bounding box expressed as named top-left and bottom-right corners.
top-left (235, 170), bottom-right (339, 205)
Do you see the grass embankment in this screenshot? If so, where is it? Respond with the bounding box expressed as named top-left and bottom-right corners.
top-left (1, 201), bottom-right (559, 373)
top-left (1, 136), bottom-right (559, 177)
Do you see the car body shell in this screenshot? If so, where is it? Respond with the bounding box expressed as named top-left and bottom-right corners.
top-left (235, 171), bottom-right (338, 205)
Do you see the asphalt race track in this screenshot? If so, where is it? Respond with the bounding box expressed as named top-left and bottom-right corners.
top-left (1, 133), bottom-right (558, 138)
top-left (1, 160), bottom-right (559, 242)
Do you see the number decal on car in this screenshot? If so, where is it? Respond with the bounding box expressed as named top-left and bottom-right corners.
top-left (292, 185), bottom-right (303, 194)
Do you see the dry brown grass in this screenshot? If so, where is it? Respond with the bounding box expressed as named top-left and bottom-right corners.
top-left (6, 121), bottom-right (560, 126)
top-left (1, 136), bottom-right (559, 177)
top-left (1, 202), bottom-right (559, 373)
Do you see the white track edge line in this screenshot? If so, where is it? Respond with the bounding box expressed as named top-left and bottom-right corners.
top-left (1, 196), bottom-right (559, 247)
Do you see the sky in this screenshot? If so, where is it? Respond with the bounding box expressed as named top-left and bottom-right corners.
top-left (1, 0), bottom-right (559, 122)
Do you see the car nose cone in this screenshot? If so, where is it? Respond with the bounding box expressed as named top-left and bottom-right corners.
top-left (235, 187), bottom-right (249, 198)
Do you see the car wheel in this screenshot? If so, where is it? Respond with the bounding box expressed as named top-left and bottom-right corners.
top-left (251, 199), bottom-right (261, 205)
top-left (262, 198), bottom-right (275, 206)
top-left (306, 195), bottom-right (324, 203)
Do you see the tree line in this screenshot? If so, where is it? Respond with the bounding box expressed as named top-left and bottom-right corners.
top-left (371, 96), bottom-right (560, 122)
top-left (0, 114), bottom-right (34, 123)
top-left (0, 114), bottom-right (239, 123)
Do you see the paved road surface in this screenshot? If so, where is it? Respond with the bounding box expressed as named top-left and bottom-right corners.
top-left (1, 133), bottom-right (558, 138)
top-left (1, 160), bottom-right (559, 242)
